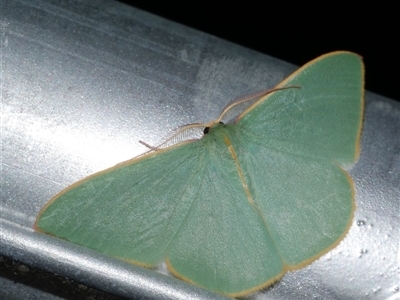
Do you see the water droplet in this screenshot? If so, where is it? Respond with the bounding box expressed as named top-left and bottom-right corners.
top-left (373, 287), bottom-right (381, 293)
top-left (359, 249), bottom-right (368, 257)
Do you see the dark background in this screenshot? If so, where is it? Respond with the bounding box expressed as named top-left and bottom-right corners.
top-left (118, 2), bottom-right (399, 102)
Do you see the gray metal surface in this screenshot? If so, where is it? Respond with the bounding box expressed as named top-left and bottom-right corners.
top-left (1, 0), bottom-right (399, 299)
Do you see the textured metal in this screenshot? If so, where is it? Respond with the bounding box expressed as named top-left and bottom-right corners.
top-left (1, 0), bottom-right (399, 299)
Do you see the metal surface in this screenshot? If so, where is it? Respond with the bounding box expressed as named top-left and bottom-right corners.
top-left (1, 0), bottom-right (399, 299)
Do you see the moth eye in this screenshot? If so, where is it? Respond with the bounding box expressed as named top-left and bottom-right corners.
top-left (204, 122), bottom-right (224, 135)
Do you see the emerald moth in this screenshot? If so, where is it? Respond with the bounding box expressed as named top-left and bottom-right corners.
top-left (35, 51), bottom-right (364, 297)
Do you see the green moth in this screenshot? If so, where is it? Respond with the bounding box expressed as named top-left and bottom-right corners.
top-left (35, 51), bottom-right (364, 297)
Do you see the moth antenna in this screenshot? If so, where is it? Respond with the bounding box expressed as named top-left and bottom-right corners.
top-left (139, 140), bottom-right (157, 150)
top-left (139, 122), bottom-right (214, 151)
top-left (217, 86), bottom-right (300, 123)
